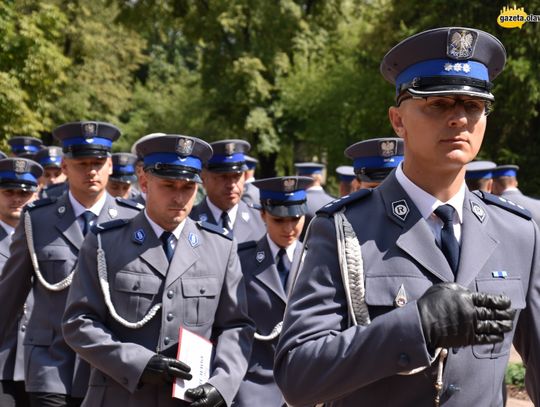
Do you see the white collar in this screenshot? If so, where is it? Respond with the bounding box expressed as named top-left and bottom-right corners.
top-left (68, 191), bottom-right (107, 218)
top-left (307, 185), bottom-right (323, 191)
top-left (144, 210), bottom-right (186, 241)
top-left (395, 163), bottom-right (465, 223)
top-left (206, 196), bottom-right (239, 226)
top-left (0, 219), bottom-right (14, 236)
top-left (266, 234), bottom-right (297, 263)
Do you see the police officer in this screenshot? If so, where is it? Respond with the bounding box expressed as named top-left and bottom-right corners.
top-left (275, 27), bottom-right (537, 406)
top-left (0, 158), bottom-right (42, 407)
top-left (35, 146), bottom-right (68, 199)
top-left (8, 137), bottom-right (43, 159)
top-left (241, 155), bottom-right (259, 206)
top-left (492, 164), bottom-right (540, 224)
top-left (335, 166), bottom-right (356, 197)
top-left (234, 176), bottom-right (311, 407)
top-left (294, 162), bottom-right (334, 215)
top-left (107, 152), bottom-right (139, 199)
top-left (0, 121), bottom-right (143, 407)
top-left (190, 140), bottom-right (265, 243)
top-left (465, 160), bottom-right (496, 193)
top-left (62, 134), bottom-right (254, 407)
top-left (345, 137), bottom-right (404, 189)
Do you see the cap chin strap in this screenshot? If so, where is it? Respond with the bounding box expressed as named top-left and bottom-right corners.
top-left (25, 211), bottom-right (73, 291)
top-left (96, 233), bottom-right (161, 329)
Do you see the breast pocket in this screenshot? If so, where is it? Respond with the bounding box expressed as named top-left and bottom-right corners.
top-left (36, 246), bottom-right (76, 283)
top-left (182, 277), bottom-right (220, 326)
top-left (364, 275), bottom-right (433, 319)
top-left (113, 271), bottom-right (162, 322)
top-left (472, 277), bottom-right (526, 359)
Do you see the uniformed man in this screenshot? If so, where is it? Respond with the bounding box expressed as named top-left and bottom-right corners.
top-left (345, 137), bottom-right (404, 189)
top-left (275, 27), bottom-right (538, 407)
top-left (240, 155), bottom-right (260, 206)
top-left (335, 166), bottom-right (356, 197)
top-left (234, 176), bottom-right (311, 407)
top-left (294, 162), bottom-right (334, 215)
top-left (35, 146), bottom-right (68, 199)
top-left (0, 158), bottom-right (42, 407)
top-left (62, 134), bottom-right (254, 407)
top-left (190, 139), bottom-right (265, 243)
top-left (0, 121), bottom-right (143, 407)
top-left (106, 152), bottom-right (139, 199)
top-left (465, 160), bottom-right (496, 193)
top-left (492, 164), bottom-right (540, 225)
top-left (8, 137), bottom-right (43, 159)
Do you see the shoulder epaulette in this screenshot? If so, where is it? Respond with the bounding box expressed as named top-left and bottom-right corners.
top-left (196, 221), bottom-right (233, 240)
top-left (473, 190), bottom-right (532, 220)
top-left (316, 189), bottom-right (373, 217)
top-left (91, 219), bottom-right (131, 234)
top-left (238, 240), bottom-right (257, 251)
top-left (115, 197), bottom-right (144, 211)
top-left (25, 197), bottom-right (57, 212)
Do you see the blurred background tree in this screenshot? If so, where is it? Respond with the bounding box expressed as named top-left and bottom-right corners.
top-left (2, 0), bottom-right (540, 195)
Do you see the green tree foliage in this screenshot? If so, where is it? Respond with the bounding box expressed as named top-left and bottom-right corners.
top-left (0, 1), bottom-right (69, 143)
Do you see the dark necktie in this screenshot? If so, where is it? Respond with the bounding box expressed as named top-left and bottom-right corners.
top-left (81, 211), bottom-right (94, 236)
top-left (434, 204), bottom-right (460, 274)
top-left (276, 248), bottom-right (290, 289)
top-left (160, 231), bottom-right (175, 262)
top-left (221, 211), bottom-right (232, 235)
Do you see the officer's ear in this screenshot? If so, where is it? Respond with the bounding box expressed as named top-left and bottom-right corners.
top-left (139, 171), bottom-right (149, 194)
top-left (388, 106), bottom-right (405, 140)
top-left (259, 208), bottom-right (267, 224)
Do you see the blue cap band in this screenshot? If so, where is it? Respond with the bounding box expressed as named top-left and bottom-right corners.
top-left (396, 59), bottom-right (489, 94)
top-left (353, 155), bottom-right (404, 170)
top-left (338, 174), bottom-right (356, 182)
top-left (113, 164), bottom-right (135, 173)
top-left (62, 137), bottom-right (113, 149)
top-left (11, 145), bottom-right (41, 153)
top-left (466, 170), bottom-right (492, 180)
top-left (143, 153), bottom-right (202, 171)
top-left (296, 168), bottom-right (322, 175)
top-left (208, 153), bottom-right (245, 165)
top-left (493, 168), bottom-right (518, 177)
top-left (260, 189), bottom-right (307, 202)
top-left (39, 156), bottom-right (62, 166)
top-left (0, 171), bottom-right (38, 183)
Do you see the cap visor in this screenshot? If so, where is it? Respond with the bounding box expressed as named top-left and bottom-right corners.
top-left (147, 169), bottom-right (202, 184)
top-left (407, 86), bottom-right (494, 101)
top-left (0, 182), bottom-right (38, 192)
top-left (110, 175), bottom-right (137, 184)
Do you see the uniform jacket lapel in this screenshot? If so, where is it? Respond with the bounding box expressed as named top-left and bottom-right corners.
top-left (193, 199), bottom-right (217, 224)
top-left (379, 173), bottom-right (455, 283)
top-left (456, 191), bottom-right (498, 287)
top-left (132, 213), bottom-right (169, 278)
top-left (253, 237), bottom-right (287, 302)
top-left (55, 194), bottom-right (84, 250)
top-left (233, 201), bottom-right (252, 237)
top-left (165, 219), bottom-right (201, 288)
top-left (97, 193), bottom-right (121, 223)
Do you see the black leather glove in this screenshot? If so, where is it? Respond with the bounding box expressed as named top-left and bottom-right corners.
top-left (417, 282), bottom-right (515, 349)
top-left (140, 354), bottom-right (192, 385)
top-left (185, 383), bottom-right (225, 407)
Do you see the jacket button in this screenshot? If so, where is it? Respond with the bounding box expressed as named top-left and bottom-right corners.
top-left (397, 353), bottom-right (410, 367)
top-left (20, 325), bottom-right (26, 332)
top-left (167, 290), bottom-right (174, 299)
top-left (167, 313), bottom-right (174, 321)
top-left (199, 288), bottom-right (206, 294)
top-left (164, 337), bottom-right (170, 345)
top-left (133, 283), bottom-right (140, 291)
